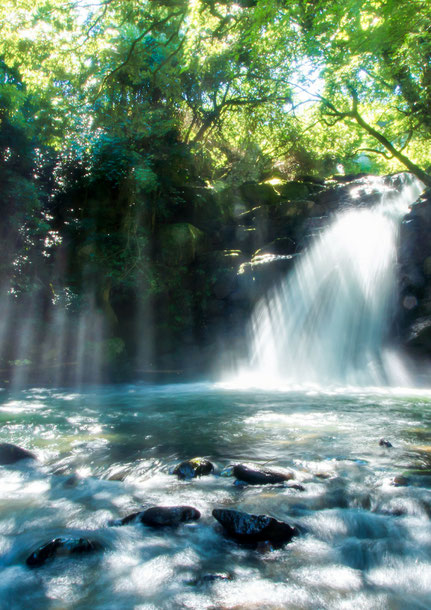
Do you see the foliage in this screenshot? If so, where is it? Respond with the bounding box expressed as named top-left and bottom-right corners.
top-left (1, 0), bottom-right (431, 371)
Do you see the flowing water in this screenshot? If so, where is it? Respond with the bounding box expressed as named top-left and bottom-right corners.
top-left (235, 174), bottom-right (424, 388)
top-left (0, 383), bottom-right (431, 609)
top-left (1, 175), bottom-right (430, 609)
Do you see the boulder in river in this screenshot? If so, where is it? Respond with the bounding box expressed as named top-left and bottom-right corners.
top-left (113, 505), bottom-right (201, 527)
top-left (0, 443), bottom-right (36, 465)
top-left (233, 463), bottom-right (294, 485)
top-left (212, 508), bottom-right (298, 547)
top-left (173, 457), bottom-right (214, 479)
top-left (26, 537), bottom-right (102, 567)
top-left (379, 438), bottom-right (393, 448)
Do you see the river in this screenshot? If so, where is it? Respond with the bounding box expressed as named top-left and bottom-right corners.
top-left (0, 382), bottom-right (430, 609)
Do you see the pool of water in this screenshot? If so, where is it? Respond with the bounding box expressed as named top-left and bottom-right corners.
top-left (0, 382), bottom-right (431, 609)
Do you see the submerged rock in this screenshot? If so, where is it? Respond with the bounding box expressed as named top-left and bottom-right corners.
top-left (186, 572), bottom-right (233, 586)
top-left (112, 505), bottom-right (201, 527)
top-left (0, 443), bottom-right (36, 465)
top-left (233, 463), bottom-right (294, 485)
top-left (173, 457), bottom-right (214, 479)
top-left (285, 482), bottom-right (305, 491)
top-left (26, 537), bottom-right (102, 567)
top-left (379, 438), bottom-right (393, 448)
top-left (212, 508), bottom-right (298, 547)
top-left (392, 475), bottom-right (409, 487)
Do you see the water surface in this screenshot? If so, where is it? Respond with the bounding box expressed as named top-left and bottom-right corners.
top-left (0, 383), bottom-right (431, 609)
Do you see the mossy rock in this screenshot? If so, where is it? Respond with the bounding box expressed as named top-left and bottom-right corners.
top-left (158, 223), bottom-right (208, 266)
top-left (277, 181), bottom-right (312, 201)
top-left (177, 186), bottom-right (227, 231)
top-left (240, 182), bottom-right (280, 206)
top-left (209, 185), bottom-right (249, 220)
top-left (254, 237), bottom-right (296, 257)
top-left (173, 457), bottom-right (214, 479)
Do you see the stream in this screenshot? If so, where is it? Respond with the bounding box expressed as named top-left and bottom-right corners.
top-left (0, 382), bottom-right (430, 609)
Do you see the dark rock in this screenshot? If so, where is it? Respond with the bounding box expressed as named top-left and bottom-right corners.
top-left (26, 537), bottom-right (102, 567)
top-left (397, 185), bottom-right (431, 357)
top-left (212, 269), bottom-right (239, 300)
top-left (173, 457), bottom-right (214, 479)
top-left (236, 255), bottom-right (298, 303)
top-left (297, 174), bottom-right (325, 186)
top-left (405, 317), bottom-right (431, 351)
top-left (286, 483), bottom-right (305, 491)
top-left (174, 186), bottom-right (226, 232)
top-left (240, 182), bottom-right (280, 206)
top-left (233, 463), bottom-right (294, 485)
top-left (254, 237), bottom-right (297, 257)
top-left (331, 173), bottom-right (368, 183)
top-left (0, 443), bottom-right (36, 465)
top-left (392, 475), bottom-right (409, 487)
top-left (379, 438), bottom-right (393, 448)
top-left (140, 505), bottom-right (201, 527)
top-left (277, 181), bottom-right (312, 201)
top-left (212, 508), bottom-right (298, 547)
top-left (157, 223), bottom-right (209, 266)
top-left (113, 505), bottom-right (201, 527)
top-left (186, 572), bottom-right (233, 586)
top-left (313, 174), bottom-right (405, 213)
top-left (256, 540), bottom-right (275, 553)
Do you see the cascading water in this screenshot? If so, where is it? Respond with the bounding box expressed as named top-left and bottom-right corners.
top-left (237, 174), bottom-right (424, 388)
top-left (1, 175), bottom-right (431, 610)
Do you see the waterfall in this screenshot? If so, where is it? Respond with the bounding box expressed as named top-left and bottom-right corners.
top-left (237, 174), bottom-right (424, 388)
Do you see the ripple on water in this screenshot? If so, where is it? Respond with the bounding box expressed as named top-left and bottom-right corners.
top-left (0, 384), bottom-right (429, 609)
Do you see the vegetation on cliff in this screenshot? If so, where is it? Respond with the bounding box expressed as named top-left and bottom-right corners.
top-left (0, 0), bottom-right (430, 380)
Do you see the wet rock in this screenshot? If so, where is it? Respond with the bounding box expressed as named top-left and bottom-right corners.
top-left (220, 465), bottom-right (234, 477)
top-left (26, 537), bottom-right (102, 567)
top-left (256, 540), bottom-right (275, 553)
top-left (392, 475), bottom-right (409, 486)
top-left (0, 443), bottom-right (36, 465)
top-left (315, 472), bottom-right (332, 479)
top-left (254, 237), bottom-right (296, 257)
top-left (212, 508), bottom-right (298, 547)
top-left (173, 457), bottom-right (214, 479)
top-left (278, 181), bottom-right (313, 201)
top-left (233, 463), bottom-right (294, 485)
top-left (379, 438), bottom-right (393, 448)
top-left (240, 182), bottom-right (280, 206)
top-left (187, 572), bottom-right (233, 586)
top-left (286, 482), bottom-right (305, 491)
top-left (62, 474), bottom-right (80, 488)
top-left (141, 505), bottom-right (201, 526)
top-left (113, 505), bottom-right (201, 527)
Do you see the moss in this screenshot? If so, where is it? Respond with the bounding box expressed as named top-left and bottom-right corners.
top-left (158, 223), bottom-right (208, 266)
top-left (239, 182), bottom-right (280, 206)
top-left (276, 181), bottom-right (312, 201)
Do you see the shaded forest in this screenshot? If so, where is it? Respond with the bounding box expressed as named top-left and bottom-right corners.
top-left (1, 0), bottom-right (430, 383)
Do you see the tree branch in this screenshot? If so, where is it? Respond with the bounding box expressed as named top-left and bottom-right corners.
top-left (356, 147), bottom-right (393, 160)
top-left (350, 100), bottom-right (431, 186)
top-left (93, 10), bottom-right (184, 101)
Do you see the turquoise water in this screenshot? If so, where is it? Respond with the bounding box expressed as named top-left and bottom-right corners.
top-left (0, 383), bottom-right (431, 609)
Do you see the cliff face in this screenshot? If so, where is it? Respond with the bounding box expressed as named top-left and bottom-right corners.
top-left (3, 173), bottom-right (425, 386)
top-left (398, 187), bottom-right (431, 359)
top-left (145, 173), bottom-right (417, 379)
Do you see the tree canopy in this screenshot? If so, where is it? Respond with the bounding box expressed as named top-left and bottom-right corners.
top-left (2, 0), bottom-right (430, 179)
top-left (0, 0), bottom-right (430, 378)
